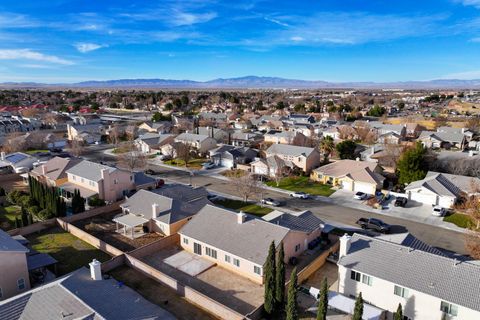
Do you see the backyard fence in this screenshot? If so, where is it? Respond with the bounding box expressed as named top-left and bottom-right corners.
top-left (128, 234), bottom-right (180, 259)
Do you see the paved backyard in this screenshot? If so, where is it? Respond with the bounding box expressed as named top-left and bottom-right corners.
top-left (142, 245), bottom-right (264, 315)
top-left (72, 210), bottom-right (163, 252)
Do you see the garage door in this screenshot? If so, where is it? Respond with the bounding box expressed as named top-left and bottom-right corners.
top-left (409, 191), bottom-right (437, 205)
top-left (438, 196), bottom-right (454, 208)
top-left (353, 182), bottom-right (374, 195)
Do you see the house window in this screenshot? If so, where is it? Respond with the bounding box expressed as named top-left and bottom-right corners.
top-left (72, 175), bottom-right (76, 181)
top-left (183, 237), bottom-right (189, 245)
top-left (130, 176), bottom-right (133, 181)
top-left (440, 301), bottom-right (458, 316)
top-left (193, 243), bottom-right (202, 255)
top-left (233, 258), bottom-right (240, 267)
top-left (254, 266), bottom-right (262, 275)
top-left (0, 287), bottom-right (2, 299)
top-left (350, 270), bottom-right (361, 282)
top-left (89, 181), bottom-right (95, 187)
top-left (114, 179), bottom-right (118, 184)
top-left (17, 278), bottom-right (25, 290)
top-left (394, 285), bottom-right (409, 298)
top-left (362, 274), bottom-right (372, 286)
top-left (295, 244), bottom-right (301, 252)
top-left (206, 247), bottom-right (217, 259)
top-left (225, 255), bottom-right (231, 263)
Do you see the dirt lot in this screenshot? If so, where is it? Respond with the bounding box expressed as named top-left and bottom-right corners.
top-left (72, 211), bottom-right (163, 252)
top-left (142, 245), bottom-right (264, 315)
top-left (109, 266), bottom-right (217, 320)
top-left (304, 261), bottom-right (339, 291)
top-left (0, 174), bottom-right (27, 192)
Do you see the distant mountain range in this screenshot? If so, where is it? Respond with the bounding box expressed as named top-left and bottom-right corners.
top-left (2, 76), bottom-right (480, 89)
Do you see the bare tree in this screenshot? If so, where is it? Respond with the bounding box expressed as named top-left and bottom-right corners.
top-left (382, 143), bottom-right (405, 171)
top-left (355, 125), bottom-right (376, 144)
top-left (337, 125), bottom-right (355, 140)
top-left (465, 117), bottom-right (480, 134)
top-left (117, 142), bottom-right (147, 172)
top-left (174, 142), bottom-right (193, 167)
top-left (70, 139), bottom-right (85, 157)
top-left (108, 124), bottom-right (121, 147)
top-left (233, 173), bottom-right (260, 202)
top-left (466, 231), bottom-right (480, 260)
top-left (2, 132), bottom-right (27, 153)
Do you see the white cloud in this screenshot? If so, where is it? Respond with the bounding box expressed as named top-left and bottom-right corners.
top-left (74, 43), bottom-right (104, 53)
top-left (456, 0), bottom-right (480, 8)
top-left (0, 49), bottom-right (73, 65)
top-left (442, 70), bottom-right (480, 79)
top-left (290, 36), bottom-right (304, 42)
top-left (264, 17), bottom-right (289, 27)
top-left (172, 11), bottom-right (217, 26)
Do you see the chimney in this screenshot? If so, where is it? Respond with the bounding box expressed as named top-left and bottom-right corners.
top-left (237, 211), bottom-right (246, 224)
top-left (100, 168), bottom-right (109, 180)
top-left (89, 259), bottom-right (102, 281)
top-left (339, 234), bottom-right (352, 259)
top-left (0, 152), bottom-right (5, 160)
top-left (152, 203), bottom-right (160, 218)
top-left (41, 164), bottom-right (47, 175)
top-left (355, 157), bottom-right (360, 161)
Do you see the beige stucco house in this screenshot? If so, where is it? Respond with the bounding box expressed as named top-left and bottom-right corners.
top-left (263, 143), bottom-right (320, 174)
top-left (30, 156), bottom-right (82, 187)
top-left (311, 159), bottom-right (385, 194)
top-left (174, 133), bottom-right (217, 154)
top-left (179, 205), bottom-right (324, 284)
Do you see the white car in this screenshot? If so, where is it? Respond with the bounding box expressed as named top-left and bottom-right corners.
top-left (261, 198), bottom-right (281, 206)
top-left (432, 206), bottom-right (447, 217)
top-left (290, 192), bottom-right (309, 199)
top-left (354, 192), bottom-right (368, 200)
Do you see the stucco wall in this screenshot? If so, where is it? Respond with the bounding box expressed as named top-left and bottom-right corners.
top-left (0, 251), bottom-right (30, 300)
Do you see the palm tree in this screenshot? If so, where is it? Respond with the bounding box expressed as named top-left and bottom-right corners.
top-left (320, 136), bottom-right (335, 163)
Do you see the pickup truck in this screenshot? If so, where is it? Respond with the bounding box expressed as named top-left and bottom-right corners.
top-left (356, 217), bottom-right (391, 233)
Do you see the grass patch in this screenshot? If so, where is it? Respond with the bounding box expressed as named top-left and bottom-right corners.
top-left (443, 213), bottom-right (476, 229)
top-left (0, 205), bottom-right (21, 230)
top-left (25, 149), bottom-right (49, 154)
top-left (266, 176), bottom-right (334, 196)
top-left (212, 198), bottom-right (272, 216)
top-left (164, 158), bottom-right (206, 169)
top-left (26, 227), bottom-right (111, 275)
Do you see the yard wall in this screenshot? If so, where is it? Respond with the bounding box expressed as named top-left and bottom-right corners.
top-left (128, 234), bottom-right (180, 259)
top-left (124, 254), bottom-right (245, 320)
top-left (56, 219), bottom-right (124, 257)
top-left (7, 218), bottom-right (57, 236)
top-left (297, 241), bottom-right (340, 284)
top-left (62, 201), bottom-right (122, 223)
top-left (101, 254), bottom-right (126, 273)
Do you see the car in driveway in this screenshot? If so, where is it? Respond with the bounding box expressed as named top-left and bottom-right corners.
top-left (432, 206), bottom-right (447, 217)
top-left (394, 197), bottom-right (408, 207)
top-left (356, 217), bottom-right (391, 233)
top-left (289, 192), bottom-right (310, 199)
top-left (353, 192), bottom-right (368, 200)
top-left (260, 198), bottom-right (281, 206)
top-left (202, 162), bottom-right (216, 170)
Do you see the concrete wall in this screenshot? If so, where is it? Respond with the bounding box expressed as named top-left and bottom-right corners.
top-left (128, 234), bottom-right (180, 259)
top-left (62, 202), bottom-right (122, 223)
top-left (124, 254), bottom-right (244, 320)
top-left (297, 241), bottom-right (339, 284)
top-left (101, 254), bottom-right (126, 273)
top-left (7, 218), bottom-right (57, 236)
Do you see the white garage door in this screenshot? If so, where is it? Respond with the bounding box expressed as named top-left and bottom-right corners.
top-left (353, 182), bottom-right (374, 195)
top-left (341, 180), bottom-right (353, 191)
top-left (409, 190), bottom-right (437, 205)
top-left (438, 196), bottom-right (454, 208)
top-left (221, 159), bottom-right (234, 169)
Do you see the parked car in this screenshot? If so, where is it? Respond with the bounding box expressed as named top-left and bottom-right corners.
top-left (356, 217), bottom-right (391, 233)
top-left (202, 162), bottom-right (216, 169)
top-left (394, 197), bottom-right (408, 207)
top-left (261, 198), bottom-right (281, 206)
top-left (354, 192), bottom-right (368, 200)
top-left (159, 154), bottom-right (172, 161)
top-left (432, 206), bottom-right (447, 217)
top-left (145, 169), bottom-right (160, 175)
top-left (290, 192), bottom-right (310, 199)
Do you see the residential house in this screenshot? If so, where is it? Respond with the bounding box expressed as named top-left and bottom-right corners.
top-left (67, 124), bottom-right (105, 144)
top-left (264, 130), bottom-right (303, 145)
top-left (0, 265), bottom-right (174, 319)
top-left (135, 133), bottom-right (175, 154)
top-left (405, 123), bottom-right (423, 138)
top-left (263, 144), bottom-right (320, 174)
top-left (437, 126), bottom-right (474, 142)
top-left (377, 131), bottom-right (403, 145)
top-left (116, 185), bottom-right (211, 237)
top-left (174, 133), bottom-right (217, 154)
top-left (198, 112), bottom-right (228, 125)
top-left (418, 131), bottom-right (467, 149)
top-left (188, 126), bottom-right (228, 143)
top-left (405, 171), bottom-right (480, 208)
top-left (230, 130), bottom-right (263, 148)
top-left (30, 156), bottom-right (82, 187)
top-left (179, 205), bottom-right (324, 283)
top-left (138, 121), bottom-right (173, 134)
top-left (322, 127), bottom-right (341, 140)
top-left (311, 159), bottom-right (385, 194)
top-left (60, 160), bottom-right (135, 202)
top-left (338, 233), bottom-right (480, 320)
top-left (355, 121), bottom-right (406, 138)
top-left (0, 152), bottom-right (37, 174)
top-left (209, 145), bottom-right (258, 169)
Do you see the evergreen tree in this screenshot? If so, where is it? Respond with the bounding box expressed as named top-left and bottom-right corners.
top-left (21, 206), bottom-right (29, 226)
top-left (285, 267), bottom-right (298, 320)
top-left (27, 213), bottom-right (34, 225)
top-left (72, 189), bottom-right (85, 214)
top-left (317, 277), bottom-right (328, 320)
top-left (394, 303), bottom-right (403, 320)
top-left (352, 293), bottom-right (364, 320)
top-left (14, 217), bottom-right (21, 229)
top-left (264, 241), bottom-right (277, 315)
top-left (275, 242), bottom-right (286, 307)
top-left (397, 142), bottom-right (428, 185)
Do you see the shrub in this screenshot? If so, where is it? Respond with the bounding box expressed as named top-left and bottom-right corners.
top-left (0, 187), bottom-right (6, 196)
top-left (6, 190), bottom-right (24, 205)
top-left (88, 196), bottom-right (106, 207)
top-left (34, 209), bottom-right (54, 221)
top-left (27, 205), bottom-right (40, 215)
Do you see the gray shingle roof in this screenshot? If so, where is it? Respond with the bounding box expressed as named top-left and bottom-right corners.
top-left (65, 160), bottom-right (117, 182)
top-left (175, 133), bottom-right (210, 143)
top-left (264, 211), bottom-right (323, 233)
top-left (0, 229), bottom-right (28, 253)
top-left (31, 157), bottom-right (82, 181)
top-left (0, 267), bottom-right (175, 320)
top-left (179, 205), bottom-right (290, 265)
top-left (266, 144), bottom-right (315, 157)
top-left (405, 172), bottom-right (462, 197)
top-left (338, 234), bottom-right (480, 312)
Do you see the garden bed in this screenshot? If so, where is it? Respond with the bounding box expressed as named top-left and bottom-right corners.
top-left (0, 205), bottom-right (21, 230)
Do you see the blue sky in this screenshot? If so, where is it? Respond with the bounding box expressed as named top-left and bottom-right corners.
top-left (0, 0), bottom-right (480, 83)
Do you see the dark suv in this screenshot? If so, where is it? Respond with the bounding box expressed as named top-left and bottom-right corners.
top-left (394, 197), bottom-right (408, 207)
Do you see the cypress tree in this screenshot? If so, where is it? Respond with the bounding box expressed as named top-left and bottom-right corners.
top-left (27, 213), bottom-right (33, 225)
top-left (352, 292), bottom-right (364, 320)
top-left (275, 242), bottom-right (286, 307)
top-left (21, 207), bottom-right (29, 226)
top-left (14, 217), bottom-right (20, 229)
top-left (264, 241), bottom-right (277, 315)
top-left (317, 277), bottom-right (328, 320)
top-left (285, 267), bottom-right (298, 320)
top-left (394, 303), bottom-right (403, 320)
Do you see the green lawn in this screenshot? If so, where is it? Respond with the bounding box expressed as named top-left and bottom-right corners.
top-left (27, 227), bottom-right (111, 275)
top-left (212, 198), bottom-right (273, 216)
top-left (443, 213), bottom-right (476, 229)
top-left (265, 176), bottom-right (334, 196)
top-left (0, 205), bottom-right (21, 230)
top-left (164, 158), bottom-right (207, 169)
top-left (25, 149), bottom-right (49, 154)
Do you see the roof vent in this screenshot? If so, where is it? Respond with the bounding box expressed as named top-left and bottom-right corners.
top-left (453, 259), bottom-right (461, 266)
top-left (428, 282), bottom-right (435, 288)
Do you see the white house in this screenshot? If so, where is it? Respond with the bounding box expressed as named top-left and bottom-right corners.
top-left (338, 233), bottom-right (480, 320)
